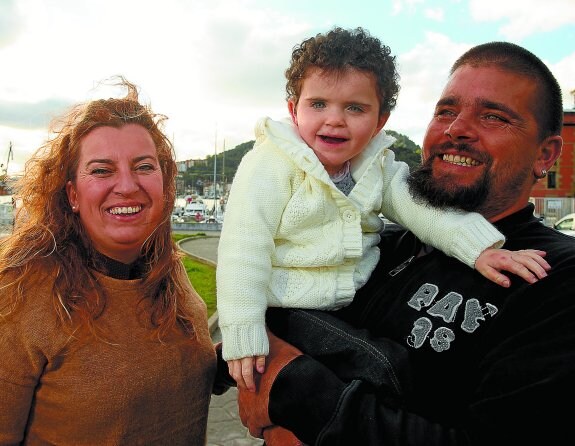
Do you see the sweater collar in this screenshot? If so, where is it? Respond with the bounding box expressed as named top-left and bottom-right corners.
top-left (90, 250), bottom-right (145, 280)
top-left (492, 203), bottom-right (539, 236)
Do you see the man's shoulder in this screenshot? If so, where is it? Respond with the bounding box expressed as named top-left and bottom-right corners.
top-left (507, 222), bottom-right (575, 265)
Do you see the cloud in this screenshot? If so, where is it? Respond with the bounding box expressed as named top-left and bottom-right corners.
top-left (469, 0), bottom-right (575, 40)
top-left (392, 0), bottom-right (425, 15)
top-left (0, 0), bottom-right (22, 48)
top-left (0, 98), bottom-right (74, 129)
top-left (550, 51), bottom-right (575, 109)
top-left (425, 8), bottom-right (445, 21)
top-left (387, 32), bottom-right (470, 145)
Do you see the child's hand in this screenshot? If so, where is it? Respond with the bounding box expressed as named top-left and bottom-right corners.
top-left (227, 355), bottom-right (267, 392)
top-left (475, 248), bottom-right (550, 288)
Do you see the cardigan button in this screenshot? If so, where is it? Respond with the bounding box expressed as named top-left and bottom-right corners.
top-left (343, 209), bottom-right (356, 221)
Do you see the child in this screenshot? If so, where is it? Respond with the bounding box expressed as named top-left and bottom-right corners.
top-left (217, 27), bottom-right (549, 392)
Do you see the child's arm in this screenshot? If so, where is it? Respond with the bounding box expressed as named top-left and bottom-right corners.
top-left (378, 149), bottom-right (547, 286)
top-left (228, 356), bottom-right (267, 392)
top-left (475, 248), bottom-right (550, 287)
top-left (217, 138), bottom-right (292, 371)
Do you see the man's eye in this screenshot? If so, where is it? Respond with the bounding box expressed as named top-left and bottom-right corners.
top-left (484, 114), bottom-right (507, 122)
top-left (435, 109), bottom-right (456, 120)
top-left (481, 114), bottom-right (509, 127)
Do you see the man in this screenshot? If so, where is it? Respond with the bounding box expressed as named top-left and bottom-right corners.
top-left (237, 41), bottom-right (575, 445)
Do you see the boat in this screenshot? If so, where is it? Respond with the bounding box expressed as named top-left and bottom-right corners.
top-left (183, 196), bottom-right (207, 221)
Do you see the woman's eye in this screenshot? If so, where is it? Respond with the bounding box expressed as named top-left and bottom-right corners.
top-left (137, 163), bottom-right (156, 172)
top-left (90, 167), bottom-right (111, 175)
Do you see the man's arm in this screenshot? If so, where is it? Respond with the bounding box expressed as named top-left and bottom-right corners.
top-left (239, 270), bottom-right (575, 445)
top-left (238, 331), bottom-right (463, 445)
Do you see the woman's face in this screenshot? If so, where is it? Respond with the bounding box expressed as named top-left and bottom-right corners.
top-left (66, 124), bottom-right (165, 264)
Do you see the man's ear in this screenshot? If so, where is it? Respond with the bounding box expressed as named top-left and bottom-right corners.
top-left (374, 112), bottom-right (390, 136)
top-left (534, 135), bottom-right (562, 174)
top-left (288, 100), bottom-right (298, 125)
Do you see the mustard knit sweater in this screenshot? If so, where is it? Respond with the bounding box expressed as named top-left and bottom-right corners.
top-left (217, 117), bottom-right (504, 361)
top-left (0, 267), bottom-right (216, 445)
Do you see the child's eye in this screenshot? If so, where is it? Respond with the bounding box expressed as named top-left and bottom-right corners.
top-left (311, 101), bottom-right (326, 109)
top-left (347, 104), bottom-right (364, 113)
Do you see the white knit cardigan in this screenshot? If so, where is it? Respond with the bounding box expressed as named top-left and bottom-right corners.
top-left (216, 117), bottom-right (504, 360)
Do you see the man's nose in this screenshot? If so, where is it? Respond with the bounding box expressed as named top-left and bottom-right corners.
top-left (444, 115), bottom-right (477, 141)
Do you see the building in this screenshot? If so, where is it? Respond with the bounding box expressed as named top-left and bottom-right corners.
top-left (530, 90), bottom-right (575, 223)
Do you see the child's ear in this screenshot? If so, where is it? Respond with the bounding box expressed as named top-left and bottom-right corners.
top-left (288, 100), bottom-right (298, 125)
top-left (374, 112), bottom-right (390, 136)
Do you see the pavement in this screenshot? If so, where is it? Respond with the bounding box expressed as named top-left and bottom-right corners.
top-left (178, 234), bottom-right (264, 446)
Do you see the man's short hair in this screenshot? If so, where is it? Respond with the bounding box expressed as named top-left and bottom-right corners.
top-left (451, 41), bottom-right (563, 140)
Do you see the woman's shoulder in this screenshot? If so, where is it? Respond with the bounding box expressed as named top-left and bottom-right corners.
top-left (0, 262), bottom-right (68, 355)
top-left (1, 266), bottom-right (57, 315)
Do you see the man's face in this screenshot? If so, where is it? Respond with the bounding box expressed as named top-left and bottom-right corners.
top-left (410, 65), bottom-right (547, 221)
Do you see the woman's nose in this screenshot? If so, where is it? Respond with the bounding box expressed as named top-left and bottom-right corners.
top-left (114, 170), bottom-right (140, 195)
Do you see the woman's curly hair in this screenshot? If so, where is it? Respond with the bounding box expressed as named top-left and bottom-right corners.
top-left (285, 27), bottom-right (400, 116)
top-left (0, 77), bottom-right (196, 339)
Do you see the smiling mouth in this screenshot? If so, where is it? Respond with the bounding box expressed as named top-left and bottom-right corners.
top-left (108, 205), bottom-right (142, 215)
top-left (320, 135), bottom-right (347, 144)
top-left (442, 154), bottom-right (480, 166)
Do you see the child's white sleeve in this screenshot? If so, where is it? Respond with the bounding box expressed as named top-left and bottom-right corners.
top-left (379, 149), bottom-right (504, 268)
top-left (216, 146), bottom-right (292, 361)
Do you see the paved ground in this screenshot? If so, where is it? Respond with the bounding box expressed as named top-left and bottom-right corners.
top-left (178, 234), bottom-right (264, 446)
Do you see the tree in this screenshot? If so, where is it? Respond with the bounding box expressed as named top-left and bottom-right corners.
top-left (180, 130), bottom-right (421, 187)
top-left (386, 130), bottom-right (422, 170)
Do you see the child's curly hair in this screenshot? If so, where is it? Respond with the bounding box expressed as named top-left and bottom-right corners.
top-left (285, 27), bottom-right (400, 116)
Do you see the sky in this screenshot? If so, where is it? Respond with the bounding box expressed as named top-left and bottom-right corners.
top-left (0, 0), bottom-right (574, 175)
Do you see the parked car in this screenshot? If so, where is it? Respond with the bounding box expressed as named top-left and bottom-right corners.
top-left (553, 213), bottom-right (575, 236)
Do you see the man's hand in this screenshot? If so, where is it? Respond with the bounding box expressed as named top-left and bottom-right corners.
top-left (237, 330), bottom-right (303, 438)
top-left (263, 426), bottom-right (304, 445)
top-left (475, 248), bottom-right (550, 287)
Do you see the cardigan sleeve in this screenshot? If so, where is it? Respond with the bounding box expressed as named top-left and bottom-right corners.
top-left (216, 136), bottom-right (296, 361)
top-left (378, 149), bottom-right (504, 268)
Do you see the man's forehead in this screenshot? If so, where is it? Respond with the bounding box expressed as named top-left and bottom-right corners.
top-left (441, 65), bottom-right (537, 106)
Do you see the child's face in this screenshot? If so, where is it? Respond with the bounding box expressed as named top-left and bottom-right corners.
top-left (288, 67), bottom-right (389, 176)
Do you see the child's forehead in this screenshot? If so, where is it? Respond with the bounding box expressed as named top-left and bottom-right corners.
top-left (304, 66), bottom-right (375, 84)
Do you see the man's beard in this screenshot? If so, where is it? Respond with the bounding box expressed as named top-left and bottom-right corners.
top-left (407, 157), bottom-right (491, 213)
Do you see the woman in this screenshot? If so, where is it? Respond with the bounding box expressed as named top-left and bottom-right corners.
top-left (0, 79), bottom-right (217, 445)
